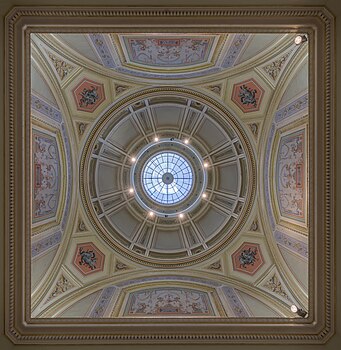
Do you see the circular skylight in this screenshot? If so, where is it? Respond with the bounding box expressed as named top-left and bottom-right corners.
top-left (142, 152), bottom-right (193, 205)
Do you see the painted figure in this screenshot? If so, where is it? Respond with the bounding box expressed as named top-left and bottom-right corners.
top-left (79, 86), bottom-right (99, 107)
top-left (79, 247), bottom-right (97, 270)
top-left (239, 247), bottom-right (258, 268)
top-left (239, 84), bottom-right (258, 107)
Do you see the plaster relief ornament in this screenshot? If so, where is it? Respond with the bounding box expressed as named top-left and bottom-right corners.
top-left (263, 273), bottom-right (290, 301)
top-left (248, 123), bottom-right (259, 137)
top-left (250, 219), bottom-right (259, 231)
top-left (262, 49), bottom-right (293, 81)
top-left (46, 275), bottom-right (74, 303)
top-left (47, 51), bottom-right (75, 81)
top-left (208, 261), bottom-right (222, 270)
top-left (77, 122), bottom-right (88, 136)
top-left (78, 220), bottom-right (86, 232)
top-left (115, 84), bottom-right (129, 95)
top-left (115, 261), bottom-right (128, 271)
top-left (207, 84), bottom-right (222, 95)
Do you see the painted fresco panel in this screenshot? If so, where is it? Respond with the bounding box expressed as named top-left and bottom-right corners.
top-left (121, 35), bottom-right (217, 68)
top-left (32, 129), bottom-right (61, 223)
top-left (124, 287), bottom-right (215, 316)
top-left (276, 128), bottom-right (306, 222)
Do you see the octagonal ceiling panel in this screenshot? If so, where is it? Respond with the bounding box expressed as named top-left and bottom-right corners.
top-left (231, 242), bottom-right (264, 275)
top-left (64, 72), bottom-right (112, 119)
top-left (225, 72), bottom-right (272, 120)
top-left (231, 79), bottom-right (265, 113)
top-left (73, 242), bottom-right (105, 275)
top-left (72, 78), bottom-right (106, 113)
top-left (226, 233), bottom-right (272, 283)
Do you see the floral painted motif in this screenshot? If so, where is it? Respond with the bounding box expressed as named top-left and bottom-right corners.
top-left (123, 36), bottom-right (215, 68)
top-left (221, 34), bottom-right (250, 68)
top-left (73, 243), bottom-right (105, 275)
top-left (72, 79), bottom-right (105, 112)
top-left (124, 288), bottom-right (215, 316)
top-left (276, 129), bottom-right (306, 221)
top-left (221, 286), bottom-right (249, 317)
top-left (232, 79), bottom-right (264, 113)
top-left (32, 130), bottom-right (60, 223)
top-left (232, 242), bottom-right (264, 275)
top-left (90, 287), bottom-right (116, 317)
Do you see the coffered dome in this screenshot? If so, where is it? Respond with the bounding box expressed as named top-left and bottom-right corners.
top-left (80, 87), bottom-right (256, 267)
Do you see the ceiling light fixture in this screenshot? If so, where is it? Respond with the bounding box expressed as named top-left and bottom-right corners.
top-left (131, 157), bottom-right (136, 162)
top-left (290, 305), bottom-right (298, 313)
top-left (290, 304), bottom-right (307, 318)
top-left (204, 162), bottom-right (209, 168)
top-left (179, 213), bottom-right (184, 219)
top-left (294, 34), bottom-right (307, 45)
top-left (148, 211), bottom-right (155, 218)
top-left (184, 139), bottom-right (189, 144)
top-left (154, 136), bottom-right (159, 142)
top-left (202, 193), bottom-right (207, 198)
top-left (129, 188), bottom-right (134, 194)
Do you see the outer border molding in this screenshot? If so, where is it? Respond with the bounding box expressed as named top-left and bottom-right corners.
top-left (4, 6), bottom-right (335, 344)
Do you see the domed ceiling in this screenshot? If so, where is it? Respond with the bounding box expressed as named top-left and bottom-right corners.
top-left (30, 32), bottom-right (309, 319)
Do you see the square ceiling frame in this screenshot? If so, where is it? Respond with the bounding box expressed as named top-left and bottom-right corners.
top-left (4, 6), bottom-right (335, 345)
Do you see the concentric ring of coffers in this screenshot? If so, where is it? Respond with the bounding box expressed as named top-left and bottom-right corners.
top-left (80, 87), bottom-right (256, 267)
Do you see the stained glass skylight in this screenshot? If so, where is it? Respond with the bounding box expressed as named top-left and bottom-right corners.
top-left (142, 152), bottom-right (193, 205)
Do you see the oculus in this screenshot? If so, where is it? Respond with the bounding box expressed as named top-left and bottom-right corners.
top-left (142, 152), bottom-right (194, 205)
top-left (131, 139), bottom-right (207, 216)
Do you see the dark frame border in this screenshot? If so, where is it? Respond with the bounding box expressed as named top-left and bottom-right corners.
top-left (4, 6), bottom-right (335, 344)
